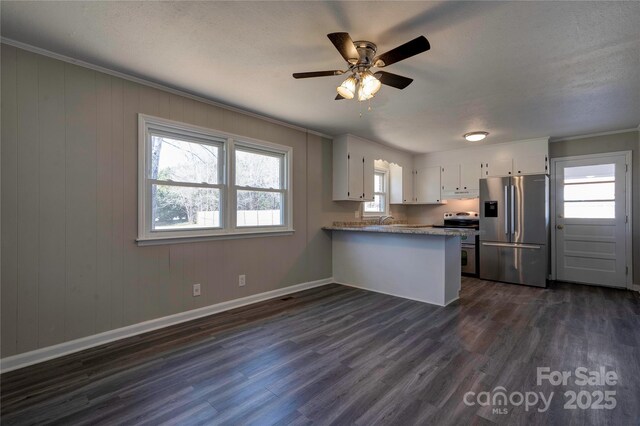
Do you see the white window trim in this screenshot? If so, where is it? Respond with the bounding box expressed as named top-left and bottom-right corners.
top-left (137, 114), bottom-right (293, 245)
top-left (363, 169), bottom-right (390, 217)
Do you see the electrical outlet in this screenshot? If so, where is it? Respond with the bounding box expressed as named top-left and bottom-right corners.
top-left (354, 210), bottom-right (359, 219)
top-left (192, 283), bottom-right (201, 297)
top-left (238, 274), bottom-right (246, 287)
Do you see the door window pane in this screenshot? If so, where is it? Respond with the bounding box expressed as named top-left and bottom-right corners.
top-left (564, 201), bottom-right (615, 219)
top-left (563, 163), bottom-right (616, 218)
top-left (236, 190), bottom-right (283, 227)
top-left (151, 135), bottom-right (220, 184)
top-left (235, 149), bottom-right (282, 189)
top-left (564, 164), bottom-right (614, 184)
top-left (152, 185), bottom-right (220, 230)
top-left (564, 182), bottom-right (614, 201)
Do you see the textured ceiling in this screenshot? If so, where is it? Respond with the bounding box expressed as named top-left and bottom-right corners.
top-left (2, 1), bottom-right (639, 153)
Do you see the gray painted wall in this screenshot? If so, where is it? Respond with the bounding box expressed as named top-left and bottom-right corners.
top-left (0, 45), bottom-right (341, 357)
top-left (549, 130), bottom-right (640, 284)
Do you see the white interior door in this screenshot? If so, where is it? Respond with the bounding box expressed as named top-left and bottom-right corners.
top-left (554, 153), bottom-right (630, 288)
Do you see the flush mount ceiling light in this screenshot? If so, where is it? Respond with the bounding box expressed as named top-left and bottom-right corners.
top-left (293, 32), bottom-right (430, 101)
top-left (464, 131), bottom-right (489, 142)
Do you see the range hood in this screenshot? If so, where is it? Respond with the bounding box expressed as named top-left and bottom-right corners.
top-left (441, 188), bottom-right (479, 200)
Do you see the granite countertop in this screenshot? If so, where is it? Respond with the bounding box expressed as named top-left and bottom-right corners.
top-left (322, 223), bottom-right (479, 237)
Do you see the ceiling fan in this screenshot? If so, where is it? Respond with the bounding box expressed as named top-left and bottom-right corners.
top-left (293, 32), bottom-right (430, 101)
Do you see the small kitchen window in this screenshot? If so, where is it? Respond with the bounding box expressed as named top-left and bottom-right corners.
top-left (364, 169), bottom-right (390, 216)
top-left (138, 114), bottom-right (293, 244)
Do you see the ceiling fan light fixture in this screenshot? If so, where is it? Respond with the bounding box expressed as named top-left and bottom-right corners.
top-left (464, 131), bottom-right (489, 142)
top-left (358, 71), bottom-right (381, 101)
top-left (337, 75), bottom-right (357, 99)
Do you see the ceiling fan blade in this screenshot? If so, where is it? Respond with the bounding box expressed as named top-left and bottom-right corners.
top-left (375, 71), bottom-right (414, 89)
top-left (335, 94), bottom-right (345, 100)
top-left (373, 36), bottom-right (430, 67)
top-left (292, 70), bottom-right (345, 79)
top-left (327, 32), bottom-right (359, 64)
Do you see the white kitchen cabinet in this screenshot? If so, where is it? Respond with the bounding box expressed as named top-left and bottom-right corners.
top-left (481, 154), bottom-right (548, 178)
top-left (441, 163), bottom-right (481, 191)
top-left (440, 165), bottom-right (460, 192)
top-left (362, 150), bottom-right (374, 201)
top-left (482, 159), bottom-right (514, 177)
top-left (414, 166), bottom-right (443, 204)
top-left (460, 162), bottom-right (481, 190)
top-left (333, 135), bottom-right (374, 201)
top-left (513, 154), bottom-right (548, 175)
top-left (439, 163), bottom-right (481, 199)
top-left (389, 163), bottom-right (409, 204)
top-left (389, 164), bottom-right (403, 204)
top-left (402, 167), bottom-right (414, 203)
top-left (390, 164), bottom-right (416, 204)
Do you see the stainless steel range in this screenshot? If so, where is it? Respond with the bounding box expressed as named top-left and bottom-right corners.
top-left (432, 212), bottom-right (479, 276)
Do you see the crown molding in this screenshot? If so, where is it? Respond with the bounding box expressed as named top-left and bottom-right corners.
top-left (1, 37), bottom-right (334, 141)
top-left (550, 128), bottom-right (638, 143)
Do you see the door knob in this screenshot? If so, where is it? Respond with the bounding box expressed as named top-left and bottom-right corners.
top-left (556, 225), bottom-right (564, 230)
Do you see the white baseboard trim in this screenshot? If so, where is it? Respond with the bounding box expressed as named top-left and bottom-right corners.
top-left (0, 277), bottom-right (333, 374)
top-left (631, 284), bottom-right (640, 293)
top-left (334, 281), bottom-right (457, 307)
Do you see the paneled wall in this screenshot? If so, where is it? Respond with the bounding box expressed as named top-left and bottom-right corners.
top-left (0, 45), bottom-right (340, 357)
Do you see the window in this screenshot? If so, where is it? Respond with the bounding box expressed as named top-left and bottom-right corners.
top-left (563, 163), bottom-right (615, 219)
top-left (235, 146), bottom-right (285, 227)
top-left (364, 170), bottom-right (389, 216)
top-left (138, 115), bottom-right (292, 243)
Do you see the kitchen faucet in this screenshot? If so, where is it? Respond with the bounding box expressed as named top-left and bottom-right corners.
top-left (378, 215), bottom-right (394, 225)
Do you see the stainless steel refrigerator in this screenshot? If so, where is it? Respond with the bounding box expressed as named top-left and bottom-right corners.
top-left (479, 174), bottom-right (549, 287)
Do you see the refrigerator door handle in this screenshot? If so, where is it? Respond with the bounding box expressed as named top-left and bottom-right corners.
top-left (504, 185), bottom-right (509, 235)
top-left (481, 242), bottom-right (542, 249)
top-left (510, 184), bottom-right (515, 236)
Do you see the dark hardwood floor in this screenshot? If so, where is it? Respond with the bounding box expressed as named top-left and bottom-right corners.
top-left (1, 278), bottom-right (639, 425)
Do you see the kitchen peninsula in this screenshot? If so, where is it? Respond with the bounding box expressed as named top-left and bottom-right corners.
top-left (323, 224), bottom-right (478, 306)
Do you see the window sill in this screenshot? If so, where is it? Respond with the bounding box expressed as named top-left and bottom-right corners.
top-left (136, 228), bottom-right (295, 246)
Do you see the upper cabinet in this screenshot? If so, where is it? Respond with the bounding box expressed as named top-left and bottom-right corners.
top-left (390, 163), bottom-right (414, 204)
top-left (334, 135), bottom-right (548, 203)
top-left (482, 159), bottom-right (514, 177)
top-left (460, 162), bottom-right (481, 190)
top-left (414, 166), bottom-right (443, 204)
top-left (333, 135), bottom-right (375, 201)
top-left (440, 163), bottom-right (481, 199)
top-left (440, 165), bottom-right (460, 192)
top-left (482, 154), bottom-right (548, 178)
top-left (513, 153), bottom-right (548, 176)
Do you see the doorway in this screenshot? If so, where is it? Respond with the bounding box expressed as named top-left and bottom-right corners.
top-left (551, 152), bottom-right (632, 288)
